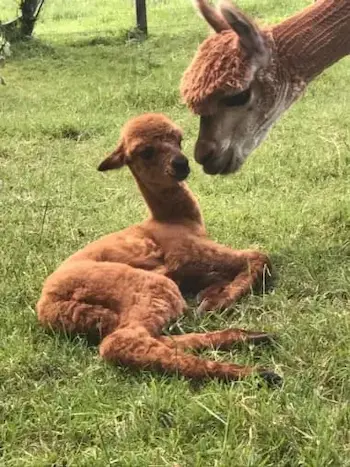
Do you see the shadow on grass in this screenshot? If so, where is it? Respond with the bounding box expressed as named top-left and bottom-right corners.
top-left (270, 242), bottom-right (350, 301)
top-left (10, 38), bottom-right (59, 60)
top-left (9, 29), bottom-right (205, 62)
top-left (41, 124), bottom-right (95, 141)
top-left (70, 27), bottom-right (147, 47)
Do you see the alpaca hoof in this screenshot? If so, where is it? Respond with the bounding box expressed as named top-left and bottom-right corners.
top-left (249, 332), bottom-right (278, 346)
top-left (196, 294), bottom-right (230, 314)
top-left (196, 282), bottom-right (230, 312)
top-left (258, 370), bottom-right (283, 388)
top-left (196, 298), bottom-right (210, 314)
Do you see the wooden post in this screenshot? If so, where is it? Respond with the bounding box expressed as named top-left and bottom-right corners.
top-left (136, 0), bottom-right (147, 35)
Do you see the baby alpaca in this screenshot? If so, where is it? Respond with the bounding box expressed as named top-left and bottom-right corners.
top-left (37, 113), bottom-right (281, 387)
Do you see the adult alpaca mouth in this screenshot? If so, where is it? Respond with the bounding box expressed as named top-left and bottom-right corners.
top-left (202, 156), bottom-right (225, 175)
top-left (203, 153), bottom-right (240, 176)
top-left (219, 155), bottom-right (242, 175)
top-left (219, 156), bottom-right (235, 175)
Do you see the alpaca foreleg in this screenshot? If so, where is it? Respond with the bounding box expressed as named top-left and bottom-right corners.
top-left (99, 327), bottom-right (282, 387)
top-left (177, 240), bottom-right (271, 312)
top-left (196, 263), bottom-right (268, 313)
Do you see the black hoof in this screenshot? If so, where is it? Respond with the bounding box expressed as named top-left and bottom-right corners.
top-left (249, 332), bottom-right (278, 346)
top-left (258, 370), bottom-right (283, 388)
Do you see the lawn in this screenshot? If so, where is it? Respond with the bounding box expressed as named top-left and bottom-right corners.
top-left (0, 0), bottom-right (349, 465)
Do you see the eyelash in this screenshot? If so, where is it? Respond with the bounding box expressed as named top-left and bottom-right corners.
top-left (222, 88), bottom-right (251, 107)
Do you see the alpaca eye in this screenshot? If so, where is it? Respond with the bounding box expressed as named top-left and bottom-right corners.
top-left (222, 88), bottom-right (251, 107)
top-left (140, 147), bottom-right (154, 160)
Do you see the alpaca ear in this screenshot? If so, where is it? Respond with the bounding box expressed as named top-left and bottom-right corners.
top-left (98, 143), bottom-right (126, 171)
top-left (193, 0), bottom-right (230, 33)
top-left (219, 1), bottom-right (268, 64)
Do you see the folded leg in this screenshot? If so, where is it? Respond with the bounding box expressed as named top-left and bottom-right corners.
top-left (173, 238), bottom-right (271, 312)
top-left (37, 260), bottom-right (185, 340)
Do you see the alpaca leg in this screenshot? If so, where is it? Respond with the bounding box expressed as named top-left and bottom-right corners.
top-left (159, 328), bottom-right (275, 351)
top-left (99, 327), bottom-right (282, 387)
top-left (196, 266), bottom-right (266, 313)
top-left (174, 239), bottom-right (271, 312)
top-left (37, 297), bottom-right (120, 340)
top-left (37, 260), bottom-right (184, 341)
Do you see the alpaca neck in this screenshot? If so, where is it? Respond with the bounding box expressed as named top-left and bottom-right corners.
top-left (131, 169), bottom-right (204, 227)
top-left (273, 0), bottom-right (350, 83)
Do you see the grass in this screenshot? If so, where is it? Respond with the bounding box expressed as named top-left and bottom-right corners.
top-left (1, 0), bottom-right (349, 465)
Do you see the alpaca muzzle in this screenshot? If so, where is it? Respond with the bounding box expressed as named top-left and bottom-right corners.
top-left (171, 156), bottom-right (190, 181)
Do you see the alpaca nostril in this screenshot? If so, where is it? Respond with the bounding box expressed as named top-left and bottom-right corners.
top-left (171, 157), bottom-right (189, 171)
top-left (194, 140), bottom-right (217, 166)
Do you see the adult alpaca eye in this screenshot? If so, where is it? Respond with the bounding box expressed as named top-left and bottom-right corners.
top-left (140, 146), bottom-right (154, 160)
top-left (222, 88), bottom-right (251, 107)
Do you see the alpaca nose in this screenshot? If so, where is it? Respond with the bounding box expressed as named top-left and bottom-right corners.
top-left (194, 140), bottom-right (217, 166)
top-left (171, 156), bottom-right (189, 171)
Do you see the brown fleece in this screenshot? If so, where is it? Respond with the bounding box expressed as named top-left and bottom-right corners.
top-left (181, 0), bottom-right (350, 113)
top-left (181, 30), bottom-right (271, 115)
top-left (37, 113), bottom-right (281, 387)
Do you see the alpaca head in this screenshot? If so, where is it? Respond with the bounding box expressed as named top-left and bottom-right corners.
top-left (181, 0), bottom-right (297, 175)
top-left (98, 114), bottom-right (190, 184)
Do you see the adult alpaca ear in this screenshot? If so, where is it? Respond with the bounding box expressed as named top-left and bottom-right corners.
top-left (219, 1), bottom-right (269, 64)
top-left (193, 0), bottom-right (230, 33)
top-left (98, 143), bottom-right (126, 171)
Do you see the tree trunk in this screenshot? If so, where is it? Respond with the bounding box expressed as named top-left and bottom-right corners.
top-left (20, 0), bottom-right (38, 37)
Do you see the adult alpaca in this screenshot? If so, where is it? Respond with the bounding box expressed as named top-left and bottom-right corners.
top-left (181, 0), bottom-right (350, 175)
top-left (37, 114), bottom-right (281, 387)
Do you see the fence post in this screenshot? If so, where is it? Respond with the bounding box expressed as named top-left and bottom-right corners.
top-left (136, 0), bottom-right (147, 35)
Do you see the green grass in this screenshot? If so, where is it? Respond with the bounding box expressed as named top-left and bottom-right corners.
top-left (1, 0), bottom-right (350, 465)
